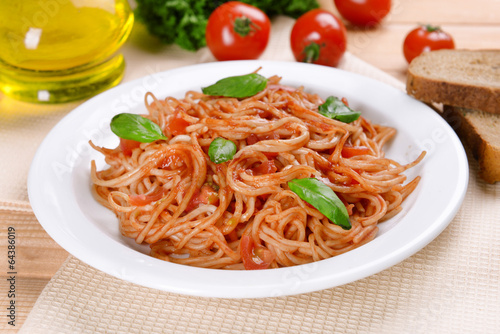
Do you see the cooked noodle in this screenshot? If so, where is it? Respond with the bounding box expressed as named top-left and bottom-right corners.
top-left (90, 75), bottom-right (425, 270)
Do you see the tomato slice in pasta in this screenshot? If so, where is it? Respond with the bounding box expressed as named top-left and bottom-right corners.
top-left (120, 138), bottom-right (141, 156)
top-left (240, 235), bottom-right (275, 270)
top-left (341, 144), bottom-right (371, 158)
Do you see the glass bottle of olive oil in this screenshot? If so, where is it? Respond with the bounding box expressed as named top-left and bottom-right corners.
top-left (0, 0), bottom-right (134, 103)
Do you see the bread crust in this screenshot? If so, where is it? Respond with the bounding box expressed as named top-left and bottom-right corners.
top-left (442, 106), bottom-right (500, 183)
top-left (407, 75), bottom-right (500, 114)
top-left (406, 50), bottom-right (500, 114)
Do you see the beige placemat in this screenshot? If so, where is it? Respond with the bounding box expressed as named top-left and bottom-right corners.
top-left (2, 16), bottom-right (498, 334)
top-left (19, 157), bottom-right (500, 334)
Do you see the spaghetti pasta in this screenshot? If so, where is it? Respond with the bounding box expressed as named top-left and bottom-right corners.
top-left (90, 75), bottom-right (424, 270)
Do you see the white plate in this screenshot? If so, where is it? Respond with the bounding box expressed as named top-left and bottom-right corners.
top-left (28, 60), bottom-right (468, 298)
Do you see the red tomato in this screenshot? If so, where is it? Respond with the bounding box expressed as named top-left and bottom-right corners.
top-left (166, 113), bottom-right (190, 136)
top-left (250, 160), bottom-right (277, 175)
top-left (403, 25), bottom-right (455, 63)
top-left (240, 235), bottom-right (275, 270)
top-left (246, 133), bottom-right (259, 145)
top-left (186, 184), bottom-right (219, 211)
top-left (341, 145), bottom-right (371, 158)
top-left (129, 189), bottom-right (165, 206)
top-left (246, 132), bottom-right (280, 146)
top-left (290, 9), bottom-right (347, 67)
top-left (160, 154), bottom-right (183, 169)
top-left (206, 1), bottom-right (271, 61)
top-left (334, 0), bottom-right (391, 27)
top-left (226, 229), bottom-right (239, 243)
top-left (120, 138), bottom-right (141, 156)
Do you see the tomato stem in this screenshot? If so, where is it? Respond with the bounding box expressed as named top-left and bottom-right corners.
top-left (233, 16), bottom-right (259, 37)
top-left (423, 24), bottom-right (441, 32)
top-left (301, 42), bottom-right (320, 63)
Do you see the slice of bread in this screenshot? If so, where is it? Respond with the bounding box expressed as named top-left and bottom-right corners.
top-left (407, 49), bottom-right (500, 114)
top-left (442, 105), bottom-right (500, 183)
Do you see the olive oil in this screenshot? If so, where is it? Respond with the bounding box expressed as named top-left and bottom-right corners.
top-left (0, 0), bottom-right (134, 103)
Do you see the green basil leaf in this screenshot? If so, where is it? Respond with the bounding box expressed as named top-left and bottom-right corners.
top-left (288, 178), bottom-right (351, 230)
top-left (318, 96), bottom-right (361, 123)
top-left (208, 137), bottom-right (237, 164)
top-left (202, 73), bottom-right (268, 98)
top-left (110, 113), bottom-right (168, 143)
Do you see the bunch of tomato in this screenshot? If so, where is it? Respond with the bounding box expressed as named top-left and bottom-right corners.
top-left (205, 1), bottom-right (454, 66)
top-left (205, 1), bottom-right (350, 67)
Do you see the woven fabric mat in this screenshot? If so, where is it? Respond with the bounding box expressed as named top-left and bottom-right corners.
top-left (18, 156), bottom-right (500, 334)
top-left (3, 16), bottom-right (498, 334)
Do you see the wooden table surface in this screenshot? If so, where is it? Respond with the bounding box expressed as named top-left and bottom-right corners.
top-left (1, 0), bottom-right (499, 331)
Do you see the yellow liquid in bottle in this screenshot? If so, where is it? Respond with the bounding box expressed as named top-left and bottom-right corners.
top-left (0, 0), bottom-right (134, 103)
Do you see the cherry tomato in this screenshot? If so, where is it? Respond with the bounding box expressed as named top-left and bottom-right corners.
top-left (206, 1), bottom-right (271, 61)
top-left (119, 138), bottom-right (141, 156)
top-left (334, 0), bottom-right (391, 27)
top-left (240, 235), bottom-right (275, 270)
top-left (290, 9), bottom-right (347, 67)
top-left (403, 24), bottom-right (455, 64)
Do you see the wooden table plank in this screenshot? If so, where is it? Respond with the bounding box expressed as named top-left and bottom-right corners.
top-left (0, 211), bottom-right (68, 331)
top-left (0, 211), bottom-right (69, 279)
top-left (0, 277), bottom-right (48, 331)
top-left (321, 0), bottom-right (500, 25)
top-left (348, 24), bottom-right (500, 82)
top-left (386, 0), bottom-right (500, 24)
